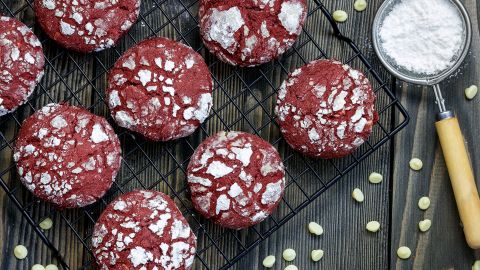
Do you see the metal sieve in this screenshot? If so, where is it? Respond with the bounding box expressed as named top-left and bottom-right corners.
top-left (372, 0), bottom-right (471, 87)
top-left (372, 0), bottom-right (480, 249)
top-left (372, 0), bottom-right (471, 113)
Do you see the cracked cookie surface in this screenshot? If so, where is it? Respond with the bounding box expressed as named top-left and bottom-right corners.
top-left (275, 59), bottom-right (378, 158)
top-left (35, 0), bottom-right (140, 52)
top-left (14, 103), bottom-right (122, 208)
top-left (106, 37), bottom-right (213, 141)
top-left (92, 190), bottom-right (197, 270)
top-left (187, 131), bottom-right (285, 229)
top-left (199, 0), bottom-right (307, 66)
top-left (0, 16), bottom-right (45, 116)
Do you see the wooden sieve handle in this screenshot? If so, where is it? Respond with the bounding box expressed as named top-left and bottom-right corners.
top-left (435, 112), bottom-right (480, 249)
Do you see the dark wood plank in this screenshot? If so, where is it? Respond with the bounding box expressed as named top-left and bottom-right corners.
top-left (1, 0), bottom-right (478, 269)
top-left (0, 0), bottom-right (96, 268)
top-left (232, 0), bottom-right (398, 269)
top-left (391, 0), bottom-right (480, 269)
top-left (1, 0), bottom-right (396, 269)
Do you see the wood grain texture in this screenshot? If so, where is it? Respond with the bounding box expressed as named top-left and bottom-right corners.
top-left (391, 0), bottom-right (480, 269)
top-left (233, 0), bottom-right (396, 269)
top-left (0, 0), bottom-right (478, 269)
top-left (0, 0), bottom-right (95, 268)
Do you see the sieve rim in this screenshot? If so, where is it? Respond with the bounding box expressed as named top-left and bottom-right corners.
top-left (372, 0), bottom-right (472, 86)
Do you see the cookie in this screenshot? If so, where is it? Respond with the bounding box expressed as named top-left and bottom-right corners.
top-left (35, 0), bottom-right (140, 52)
top-left (106, 37), bottom-right (213, 141)
top-left (92, 190), bottom-right (197, 270)
top-left (14, 103), bottom-right (122, 208)
top-left (199, 0), bottom-right (307, 67)
top-left (0, 16), bottom-right (45, 116)
top-left (187, 131), bottom-right (285, 229)
top-left (275, 59), bottom-right (378, 159)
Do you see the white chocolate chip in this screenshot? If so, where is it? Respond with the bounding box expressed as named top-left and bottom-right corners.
top-left (262, 255), bottom-right (276, 268)
top-left (409, 158), bottom-right (423, 171)
top-left (354, 0), bottom-right (367, 12)
top-left (308, 222), bottom-right (323, 236)
top-left (465, 85), bottom-right (478, 100)
top-left (473, 260), bottom-right (480, 270)
top-left (31, 265), bottom-right (45, 270)
top-left (332, 10), bottom-right (348, 22)
top-left (352, 188), bottom-right (365, 202)
top-left (45, 265), bottom-right (59, 270)
top-left (282, 248), bottom-right (296, 261)
top-left (39, 218), bottom-right (53, 230)
top-left (368, 172), bottom-right (383, 184)
top-left (284, 265), bottom-right (298, 270)
top-left (418, 219), bottom-right (432, 232)
top-left (14, 245), bottom-right (28, 259)
top-left (311, 249), bottom-right (324, 262)
top-left (397, 246), bottom-right (411, 259)
top-left (418, 197), bottom-right (431, 210)
top-left (366, 221), bottom-right (381, 232)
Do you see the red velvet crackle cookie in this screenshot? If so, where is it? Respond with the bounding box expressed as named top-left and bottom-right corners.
top-left (92, 190), bottom-right (197, 270)
top-left (187, 131), bottom-right (285, 229)
top-left (106, 37), bottom-right (213, 141)
top-left (35, 0), bottom-right (140, 52)
top-left (14, 103), bottom-right (122, 208)
top-left (275, 59), bottom-right (378, 159)
top-left (0, 16), bottom-right (45, 116)
top-left (199, 0), bottom-right (308, 67)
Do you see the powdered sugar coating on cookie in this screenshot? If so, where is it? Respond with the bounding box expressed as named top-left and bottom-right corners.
top-left (187, 131), bottom-right (285, 229)
top-left (35, 0), bottom-right (140, 52)
top-left (199, 0), bottom-right (307, 67)
top-left (275, 59), bottom-right (378, 159)
top-left (92, 190), bottom-right (197, 270)
top-left (0, 16), bottom-right (45, 116)
top-left (106, 37), bottom-right (213, 141)
top-left (14, 103), bottom-right (122, 208)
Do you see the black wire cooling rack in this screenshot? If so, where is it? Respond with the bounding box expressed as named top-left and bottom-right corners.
top-left (0, 0), bottom-right (409, 269)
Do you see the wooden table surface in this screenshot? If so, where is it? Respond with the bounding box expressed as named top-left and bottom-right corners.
top-left (1, 0), bottom-right (480, 269)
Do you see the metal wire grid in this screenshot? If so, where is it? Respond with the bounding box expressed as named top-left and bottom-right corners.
top-left (0, 0), bottom-right (409, 269)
